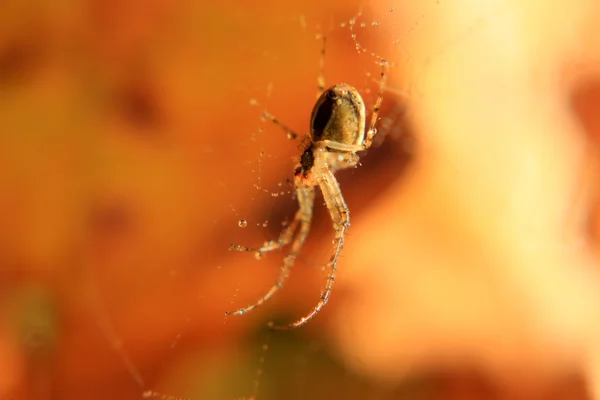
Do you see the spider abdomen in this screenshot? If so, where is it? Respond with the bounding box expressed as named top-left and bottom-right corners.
top-left (310, 84), bottom-right (366, 149)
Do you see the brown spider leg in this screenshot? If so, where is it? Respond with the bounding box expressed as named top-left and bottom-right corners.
top-left (262, 111), bottom-right (301, 140)
top-left (226, 187), bottom-right (315, 316)
top-left (272, 167), bottom-right (349, 329)
top-left (316, 33), bottom-right (326, 97)
top-left (363, 59), bottom-right (389, 150)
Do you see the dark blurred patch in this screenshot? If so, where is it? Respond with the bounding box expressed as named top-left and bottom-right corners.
top-left (85, 199), bottom-right (145, 271)
top-left (87, 200), bottom-right (136, 260)
top-left (430, 368), bottom-right (498, 400)
top-left (571, 79), bottom-right (600, 143)
top-left (433, 368), bottom-right (588, 400)
top-left (115, 77), bottom-right (163, 129)
top-left (569, 78), bottom-right (600, 253)
top-left (88, 201), bottom-right (133, 238)
top-left (0, 34), bottom-right (44, 86)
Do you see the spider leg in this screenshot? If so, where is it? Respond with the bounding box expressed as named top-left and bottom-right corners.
top-left (230, 210), bottom-right (301, 256)
top-left (363, 59), bottom-right (389, 150)
top-left (272, 168), bottom-right (349, 329)
top-left (249, 98), bottom-right (302, 140)
top-left (226, 187), bottom-right (315, 316)
top-left (261, 111), bottom-right (302, 140)
top-left (316, 33), bottom-right (326, 97)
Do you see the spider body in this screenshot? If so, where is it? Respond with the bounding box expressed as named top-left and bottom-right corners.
top-left (295, 145), bottom-right (315, 180)
top-left (227, 44), bottom-right (388, 329)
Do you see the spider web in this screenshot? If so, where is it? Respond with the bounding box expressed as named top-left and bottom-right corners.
top-left (0, 1), bottom-right (500, 400)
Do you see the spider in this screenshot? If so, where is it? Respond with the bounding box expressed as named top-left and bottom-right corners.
top-left (227, 35), bottom-right (388, 329)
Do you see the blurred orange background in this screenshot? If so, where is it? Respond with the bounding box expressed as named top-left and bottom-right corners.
top-left (0, 1), bottom-right (413, 398)
top-left (2, 0), bottom-right (600, 399)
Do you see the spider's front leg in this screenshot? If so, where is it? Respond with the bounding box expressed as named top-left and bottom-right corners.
top-left (226, 187), bottom-right (315, 317)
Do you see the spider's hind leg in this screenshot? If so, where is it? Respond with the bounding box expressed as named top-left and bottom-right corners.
top-left (272, 168), bottom-right (348, 329)
top-left (230, 209), bottom-right (301, 257)
top-left (226, 187), bottom-right (315, 317)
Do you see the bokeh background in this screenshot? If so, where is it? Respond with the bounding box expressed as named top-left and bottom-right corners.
top-left (2, 0), bottom-right (600, 399)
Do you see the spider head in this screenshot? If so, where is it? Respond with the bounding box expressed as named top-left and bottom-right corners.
top-left (310, 84), bottom-right (366, 151)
